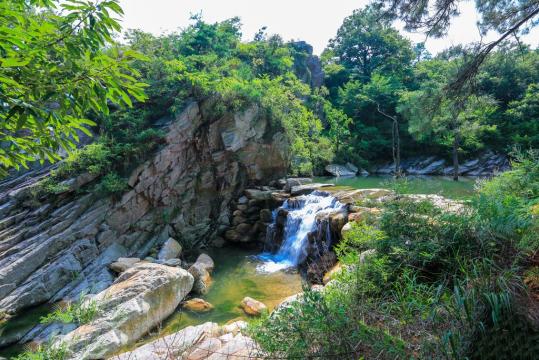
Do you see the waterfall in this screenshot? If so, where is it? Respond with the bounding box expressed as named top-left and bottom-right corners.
top-left (257, 191), bottom-right (343, 273)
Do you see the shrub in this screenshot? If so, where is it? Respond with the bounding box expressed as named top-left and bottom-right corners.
top-left (93, 173), bottom-right (128, 198)
top-left (13, 338), bottom-right (68, 360)
top-left (40, 295), bottom-right (101, 326)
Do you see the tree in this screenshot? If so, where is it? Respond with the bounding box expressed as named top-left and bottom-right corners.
top-left (399, 88), bottom-right (497, 180)
top-left (324, 5), bottom-right (414, 85)
top-left (323, 103), bottom-right (352, 154)
top-left (373, 0), bottom-right (539, 92)
top-left (0, 0), bottom-right (147, 175)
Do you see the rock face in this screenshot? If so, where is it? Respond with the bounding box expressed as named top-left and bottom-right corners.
top-left (60, 263), bottom-right (194, 359)
top-left (373, 151), bottom-right (509, 176)
top-left (0, 100), bottom-right (287, 316)
top-left (115, 321), bottom-right (261, 360)
top-left (224, 188), bottom-right (288, 244)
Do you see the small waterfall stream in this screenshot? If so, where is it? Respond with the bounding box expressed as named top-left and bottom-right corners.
top-left (257, 191), bottom-right (344, 273)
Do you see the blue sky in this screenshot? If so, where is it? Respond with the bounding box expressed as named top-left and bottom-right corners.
top-left (118, 0), bottom-right (539, 55)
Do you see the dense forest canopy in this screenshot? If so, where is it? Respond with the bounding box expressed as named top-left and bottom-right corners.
top-left (1, 0), bottom-right (539, 181)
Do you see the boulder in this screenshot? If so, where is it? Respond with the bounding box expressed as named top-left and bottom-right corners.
top-left (237, 196), bottom-right (249, 205)
top-left (240, 297), bottom-right (267, 316)
top-left (284, 177), bottom-right (312, 192)
top-left (188, 255), bottom-right (214, 295)
top-left (244, 189), bottom-right (272, 201)
top-left (340, 222), bottom-right (352, 237)
top-left (195, 253), bottom-right (215, 273)
top-left (259, 209), bottom-right (273, 222)
top-left (115, 321), bottom-right (261, 360)
top-left (348, 207), bottom-right (382, 223)
top-left (184, 298), bottom-right (214, 312)
top-left (157, 237), bottom-right (182, 261)
top-left (108, 257), bottom-right (140, 273)
top-left (114, 322), bottom-right (219, 360)
top-left (225, 229), bottom-right (241, 242)
top-left (163, 258), bottom-right (182, 267)
top-left (325, 164), bottom-right (357, 177)
top-left (60, 263), bottom-right (194, 359)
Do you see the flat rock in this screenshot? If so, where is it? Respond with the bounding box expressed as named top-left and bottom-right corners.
top-left (290, 183), bottom-right (333, 196)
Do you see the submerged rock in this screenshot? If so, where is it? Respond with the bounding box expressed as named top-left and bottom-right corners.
top-left (240, 297), bottom-right (267, 316)
top-left (59, 263), bottom-right (194, 359)
top-left (184, 298), bottom-right (214, 312)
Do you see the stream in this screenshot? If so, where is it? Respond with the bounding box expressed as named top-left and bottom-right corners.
top-left (0, 176), bottom-right (476, 358)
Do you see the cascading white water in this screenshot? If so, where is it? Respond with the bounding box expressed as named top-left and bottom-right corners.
top-left (257, 191), bottom-right (343, 273)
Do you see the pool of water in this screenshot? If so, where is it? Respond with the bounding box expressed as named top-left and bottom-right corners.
top-left (313, 175), bottom-right (477, 199)
top-left (124, 246), bottom-right (304, 351)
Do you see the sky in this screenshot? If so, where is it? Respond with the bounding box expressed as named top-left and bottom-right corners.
top-left (118, 0), bottom-right (539, 55)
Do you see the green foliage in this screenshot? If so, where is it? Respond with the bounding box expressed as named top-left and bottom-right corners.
top-left (13, 339), bottom-right (67, 360)
top-left (93, 172), bottom-right (127, 197)
top-left (0, 0), bottom-right (147, 175)
top-left (40, 294), bottom-right (100, 326)
top-left (249, 285), bottom-right (407, 359)
top-left (254, 151), bottom-right (539, 358)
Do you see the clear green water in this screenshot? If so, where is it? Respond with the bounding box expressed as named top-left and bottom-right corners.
top-left (313, 175), bottom-right (477, 199)
top-left (122, 246), bottom-right (304, 352)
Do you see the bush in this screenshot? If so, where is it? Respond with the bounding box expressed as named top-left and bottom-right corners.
top-left (40, 294), bottom-right (101, 326)
top-left (13, 339), bottom-right (67, 360)
top-left (93, 173), bottom-right (128, 198)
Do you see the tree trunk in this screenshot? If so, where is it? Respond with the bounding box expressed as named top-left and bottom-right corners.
top-left (452, 133), bottom-right (459, 181)
top-left (393, 119), bottom-right (401, 177)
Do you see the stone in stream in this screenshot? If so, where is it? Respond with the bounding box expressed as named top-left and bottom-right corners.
top-left (157, 237), bottom-right (182, 261)
top-left (188, 254), bottom-right (215, 294)
top-left (183, 298), bottom-right (214, 312)
top-left (58, 263), bottom-right (194, 359)
top-left (240, 297), bottom-right (267, 316)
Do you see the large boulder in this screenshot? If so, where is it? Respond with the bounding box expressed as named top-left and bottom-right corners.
top-left (59, 263), bottom-right (194, 359)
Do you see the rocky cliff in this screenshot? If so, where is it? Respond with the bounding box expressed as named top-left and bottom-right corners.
top-left (0, 101), bottom-right (288, 316)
